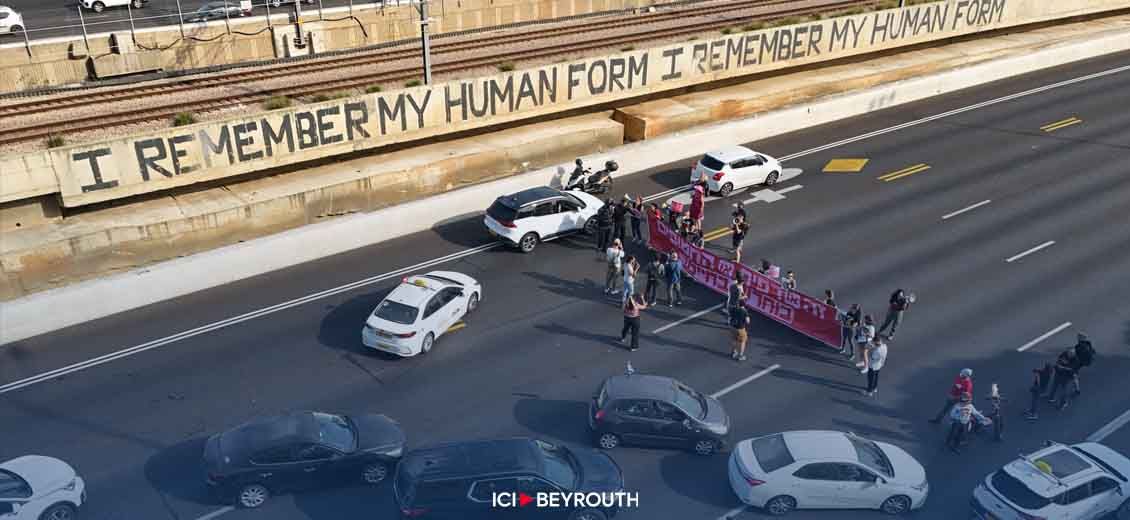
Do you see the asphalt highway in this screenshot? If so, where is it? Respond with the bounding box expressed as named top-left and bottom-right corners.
top-left (2, 50), bottom-right (1130, 520)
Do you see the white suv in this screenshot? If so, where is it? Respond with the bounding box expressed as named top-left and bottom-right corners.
top-left (972, 441), bottom-right (1130, 520)
top-left (690, 145), bottom-right (782, 197)
top-left (80, 0), bottom-right (147, 13)
top-left (484, 186), bottom-right (603, 253)
top-left (0, 6), bottom-right (23, 36)
top-left (0, 455), bottom-right (86, 520)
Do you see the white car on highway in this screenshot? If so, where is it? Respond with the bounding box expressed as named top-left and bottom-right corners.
top-left (691, 145), bottom-right (783, 197)
top-left (484, 186), bottom-right (604, 253)
top-left (729, 431), bottom-right (928, 516)
top-left (972, 441), bottom-right (1130, 520)
top-left (361, 271), bottom-right (481, 356)
top-left (0, 456), bottom-right (86, 520)
top-left (0, 6), bottom-right (23, 36)
top-left (80, 0), bottom-right (147, 13)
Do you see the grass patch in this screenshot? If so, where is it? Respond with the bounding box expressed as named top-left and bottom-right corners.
top-left (172, 112), bottom-right (197, 126)
top-left (405, 79), bottom-right (422, 87)
top-left (263, 95), bottom-right (291, 110)
top-left (497, 62), bottom-right (515, 72)
top-left (365, 85), bottom-right (383, 93)
top-left (720, 27), bottom-right (733, 35)
top-left (309, 91), bottom-right (350, 103)
top-left (45, 135), bottom-right (65, 148)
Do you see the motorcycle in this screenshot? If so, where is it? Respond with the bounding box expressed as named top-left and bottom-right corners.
top-left (565, 160), bottom-right (618, 194)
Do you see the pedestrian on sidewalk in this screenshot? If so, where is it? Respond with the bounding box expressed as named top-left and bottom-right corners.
top-left (619, 293), bottom-right (647, 352)
top-left (930, 368), bottom-right (974, 424)
top-left (840, 303), bottom-right (861, 357)
top-left (664, 252), bottom-right (684, 306)
top-left (604, 239), bottom-right (624, 295)
top-left (878, 288), bottom-right (912, 339)
top-left (595, 199), bottom-right (613, 253)
top-left (723, 272), bottom-right (746, 317)
top-left (862, 335), bottom-right (887, 396)
top-left (731, 215), bottom-right (749, 263)
top-left (855, 315), bottom-right (876, 371)
top-left (730, 303), bottom-right (751, 361)
top-left (622, 256), bottom-right (639, 305)
top-left (1046, 347), bottom-right (1078, 409)
top-left (644, 253), bottom-right (664, 306)
top-left (630, 195), bottom-right (645, 244)
top-left (1025, 362), bottom-right (1053, 420)
top-left (613, 195), bottom-right (630, 242)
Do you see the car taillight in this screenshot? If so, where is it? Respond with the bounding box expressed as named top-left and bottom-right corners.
top-left (498, 219), bottom-right (517, 228)
top-left (744, 476), bottom-right (765, 486)
top-left (712, 172), bottom-right (725, 181)
top-left (595, 409), bottom-right (605, 421)
top-left (395, 331), bottom-right (417, 338)
top-left (401, 507), bottom-right (430, 517)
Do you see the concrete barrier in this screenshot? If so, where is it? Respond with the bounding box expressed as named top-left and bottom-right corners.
top-left (2, 16), bottom-right (1128, 345)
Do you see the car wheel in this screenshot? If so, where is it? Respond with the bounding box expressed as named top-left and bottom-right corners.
top-left (765, 171), bottom-right (780, 186)
top-left (764, 495), bottom-right (796, 516)
top-left (467, 292), bottom-right (479, 313)
top-left (719, 182), bottom-right (734, 197)
top-left (131, 0), bottom-right (143, 7)
top-left (596, 432), bottom-right (620, 450)
top-left (1116, 498), bottom-right (1130, 520)
top-left (362, 462), bottom-right (389, 484)
top-left (569, 508), bottom-right (607, 520)
top-left (880, 495), bottom-right (911, 515)
top-left (237, 483), bottom-right (270, 508)
top-left (38, 503), bottom-right (77, 520)
top-left (421, 332), bottom-right (434, 354)
top-left (583, 217), bottom-right (598, 235)
top-left (10, 25), bottom-right (23, 34)
top-left (692, 439), bottom-right (716, 456)
top-left (92, 1), bottom-right (105, 12)
top-left (519, 232), bottom-right (539, 253)
top-left (270, 0), bottom-right (281, 7)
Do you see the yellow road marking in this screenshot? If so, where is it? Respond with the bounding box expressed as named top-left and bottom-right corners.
top-left (446, 322), bottom-right (466, 333)
top-left (1040, 116), bottom-right (1082, 132)
top-left (878, 163), bottom-right (931, 182)
top-left (702, 227), bottom-right (732, 242)
top-left (823, 158), bottom-right (870, 173)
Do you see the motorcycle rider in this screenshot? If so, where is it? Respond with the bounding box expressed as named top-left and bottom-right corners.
top-left (568, 158), bottom-right (586, 189)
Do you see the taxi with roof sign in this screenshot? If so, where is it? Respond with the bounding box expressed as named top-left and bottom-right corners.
top-left (361, 271), bottom-right (481, 356)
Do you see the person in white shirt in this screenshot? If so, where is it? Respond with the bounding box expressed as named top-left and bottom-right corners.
top-left (855, 315), bottom-right (876, 372)
top-left (863, 335), bottom-right (887, 396)
top-left (622, 256), bottom-right (639, 305)
top-left (604, 239), bottom-right (624, 295)
top-left (946, 392), bottom-right (988, 453)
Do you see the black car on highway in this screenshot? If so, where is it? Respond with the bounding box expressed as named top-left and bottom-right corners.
top-left (589, 373), bottom-right (730, 455)
top-left (393, 438), bottom-right (624, 519)
top-left (203, 411), bottom-right (405, 508)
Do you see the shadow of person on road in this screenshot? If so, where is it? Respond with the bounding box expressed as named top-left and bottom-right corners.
top-left (535, 322), bottom-right (623, 350)
top-left (143, 436), bottom-right (222, 506)
top-left (772, 367), bottom-right (864, 394)
top-left (523, 271), bottom-right (606, 304)
top-left (512, 398), bottom-right (592, 446)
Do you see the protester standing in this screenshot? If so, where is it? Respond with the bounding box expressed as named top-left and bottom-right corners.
top-left (690, 180), bottom-right (706, 232)
top-left (644, 254), bottom-right (664, 306)
top-left (595, 199), bottom-right (614, 253)
top-left (840, 304), bottom-right (862, 357)
top-left (664, 252), bottom-right (684, 306)
top-left (724, 272), bottom-right (746, 317)
top-left (782, 271), bottom-right (797, 290)
top-left (619, 294), bottom-right (647, 352)
top-left (945, 392), bottom-right (986, 454)
top-left (731, 215), bottom-right (749, 263)
top-left (1070, 332), bottom-right (1095, 403)
top-left (604, 239), bottom-right (624, 295)
top-left (862, 335), bottom-right (887, 396)
top-left (930, 369), bottom-right (974, 424)
top-left (613, 196), bottom-right (630, 242)
top-left (878, 289), bottom-right (911, 339)
top-left (732, 201), bottom-right (747, 223)
top-left (630, 195), bottom-right (645, 244)
top-left (824, 290), bottom-right (836, 308)
top-left (622, 256), bottom-right (639, 305)
top-left (730, 303), bottom-right (751, 361)
top-left (1025, 362), bottom-right (1053, 420)
top-left (1046, 348), bottom-right (1078, 409)
top-left (855, 315), bottom-right (876, 371)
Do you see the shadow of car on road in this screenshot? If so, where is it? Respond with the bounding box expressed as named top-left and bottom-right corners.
top-left (658, 451), bottom-right (737, 509)
top-left (143, 435), bottom-right (223, 507)
top-left (293, 480), bottom-right (400, 520)
top-left (513, 398), bottom-right (593, 447)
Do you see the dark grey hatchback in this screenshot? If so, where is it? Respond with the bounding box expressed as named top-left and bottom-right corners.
top-left (203, 411), bottom-right (405, 508)
top-left (589, 374), bottom-right (730, 455)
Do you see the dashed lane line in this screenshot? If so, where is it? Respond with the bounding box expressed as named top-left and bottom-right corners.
top-left (193, 506), bottom-right (234, 520)
top-left (652, 304), bottom-right (724, 334)
top-left (941, 199), bottom-right (992, 220)
top-left (1016, 322), bottom-right (1072, 352)
top-left (711, 364), bottom-right (782, 399)
top-left (1088, 409), bottom-right (1130, 443)
top-left (1005, 240), bottom-right (1056, 263)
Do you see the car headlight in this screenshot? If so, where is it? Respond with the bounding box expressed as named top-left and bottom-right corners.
top-left (63, 478), bottom-right (77, 491)
top-left (911, 479), bottom-right (928, 492)
top-left (385, 446), bottom-right (403, 457)
top-left (705, 423), bottom-right (728, 435)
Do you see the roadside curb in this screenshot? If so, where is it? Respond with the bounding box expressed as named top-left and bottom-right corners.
top-left (3, 28), bottom-right (1129, 345)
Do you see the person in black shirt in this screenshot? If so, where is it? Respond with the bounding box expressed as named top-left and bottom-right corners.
top-left (731, 215), bottom-right (749, 263)
top-left (595, 199), bottom-right (613, 253)
top-left (729, 304), bottom-right (751, 361)
top-left (613, 196), bottom-right (630, 242)
top-left (1046, 349), bottom-right (1079, 410)
top-left (878, 288), bottom-right (911, 339)
top-left (644, 253), bottom-right (664, 306)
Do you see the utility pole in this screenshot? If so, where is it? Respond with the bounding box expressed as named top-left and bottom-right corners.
top-left (417, 0), bottom-right (432, 85)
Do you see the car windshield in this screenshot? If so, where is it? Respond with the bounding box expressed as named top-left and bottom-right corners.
top-left (751, 434), bottom-right (794, 473)
top-left (536, 440), bottom-right (579, 489)
top-left (700, 155), bottom-right (726, 171)
top-left (312, 412), bottom-right (356, 453)
top-left (374, 300), bottom-right (418, 325)
top-left (849, 436), bottom-right (893, 477)
top-left (672, 382), bottom-right (707, 420)
top-left (992, 469), bottom-right (1051, 510)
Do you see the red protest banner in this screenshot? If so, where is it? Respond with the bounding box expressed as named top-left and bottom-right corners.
top-left (648, 214), bottom-right (842, 348)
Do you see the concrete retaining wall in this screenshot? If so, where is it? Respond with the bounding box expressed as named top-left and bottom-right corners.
top-left (2, 18), bottom-right (1128, 344)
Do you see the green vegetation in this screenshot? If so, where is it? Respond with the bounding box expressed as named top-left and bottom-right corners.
top-left (405, 79), bottom-right (422, 87)
top-left (620, 45), bottom-right (635, 52)
top-left (264, 96), bottom-right (292, 110)
top-left (743, 21), bottom-right (767, 32)
top-left (172, 112), bottom-right (197, 127)
top-left (45, 135), bottom-right (65, 148)
top-left (720, 27), bottom-right (734, 35)
top-left (365, 85), bottom-right (383, 93)
top-left (497, 62), bottom-right (516, 72)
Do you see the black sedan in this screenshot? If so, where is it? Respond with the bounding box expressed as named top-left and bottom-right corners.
top-left (203, 411), bottom-right (405, 508)
top-left (185, 2), bottom-right (245, 23)
top-left (589, 373), bottom-right (731, 455)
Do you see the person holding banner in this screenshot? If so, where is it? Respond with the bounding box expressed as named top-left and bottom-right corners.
top-left (723, 273), bottom-right (746, 317)
top-left (840, 304), bottom-right (862, 357)
top-left (855, 315), bottom-right (876, 371)
top-left (690, 180), bottom-right (706, 232)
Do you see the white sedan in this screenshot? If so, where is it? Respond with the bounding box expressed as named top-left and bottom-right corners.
top-left (361, 271), bottom-right (481, 357)
top-left (690, 145), bottom-right (783, 197)
top-left (729, 431), bottom-right (928, 516)
top-left (0, 456), bottom-right (86, 520)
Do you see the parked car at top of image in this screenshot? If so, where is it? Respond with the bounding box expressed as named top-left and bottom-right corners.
top-left (79, 0), bottom-right (147, 13)
top-left (971, 441), bottom-right (1130, 520)
top-left (185, 1), bottom-right (248, 22)
top-left (394, 437), bottom-right (624, 519)
top-left (0, 6), bottom-right (23, 36)
top-left (728, 430), bottom-right (928, 516)
top-left (690, 145), bottom-right (783, 197)
top-left (0, 455), bottom-right (85, 520)
top-left (269, 0), bottom-right (315, 6)
top-left (588, 373), bottom-right (730, 456)
top-left (484, 186), bottom-right (604, 253)
top-left (361, 271), bottom-right (481, 357)
top-left (203, 410), bottom-right (405, 509)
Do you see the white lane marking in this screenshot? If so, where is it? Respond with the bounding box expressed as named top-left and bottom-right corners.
top-left (193, 507), bottom-right (235, 520)
top-left (743, 184), bottom-right (804, 204)
top-left (941, 199), bottom-right (992, 220)
top-left (717, 505), bottom-right (749, 520)
top-left (10, 63), bottom-right (1130, 394)
top-left (0, 242), bottom-right (499, 396)
top-left (1005, 240), bottom-right (1056, 263)
top-left (1016, 322), bottom-right (1072, 352)
top-left (775, 185), bottom-right (804, 195)
top-left (711, 364), bottom-right (781, 399)
top-left (1088, 409), bottom-right (1130, 442)
top-left (652, 304), bottom-right (724, 334)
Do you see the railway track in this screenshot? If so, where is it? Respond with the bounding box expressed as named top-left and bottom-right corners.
top-left (1, 0), bottom-right (876, 146)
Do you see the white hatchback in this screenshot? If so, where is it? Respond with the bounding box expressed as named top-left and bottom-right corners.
top-left (0, 6), bottom-right (23, 35)
top-left (971, 441), bottom-right (1130, 520)
top-left (361, 271), bottom-right (481, 357)
top-left (728, 431), bottom-right (928, 516)
top-left (690, 145), bottom-right (783, 197)
top-left (0, 456), bottom-right (86, 520)
top-left (484, 186), bottom-right (604, 253)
